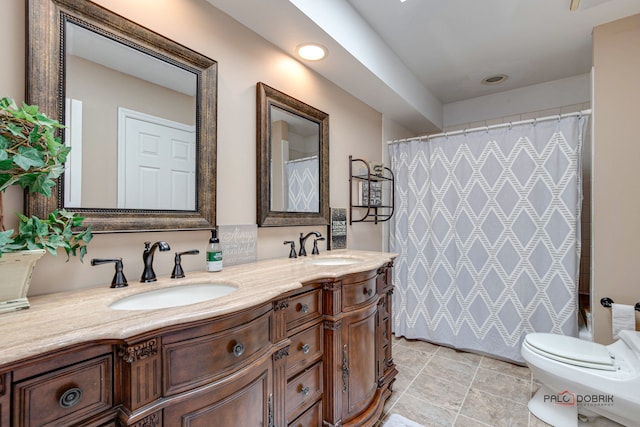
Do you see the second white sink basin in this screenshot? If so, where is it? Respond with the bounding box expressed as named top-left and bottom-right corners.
top-left (306, 257), bottom-right (363, 266)
top-left (109, 283), bottom-right (238, 310)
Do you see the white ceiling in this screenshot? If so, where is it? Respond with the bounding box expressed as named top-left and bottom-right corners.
top-left (206, 0), bottom-right (640, 133)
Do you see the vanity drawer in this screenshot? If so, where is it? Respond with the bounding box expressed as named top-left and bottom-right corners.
top-left (342, 271), bottom-right (378, 309)
top-left (286, 323), bottom-right (323, 377)
top-left (13, 354), bottom-right (113, 427)
top-left (289, 399), bottom-right (322, 427)
top-left (286, 362), bottom-right (323, 421)
top-left (163, 310), bottom-right (271, 395)
top-left (286, 288), bottom-right (322, 331)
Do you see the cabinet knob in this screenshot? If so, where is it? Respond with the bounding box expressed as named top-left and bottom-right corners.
top-left (364, 287), bottom-right (373, 297)
top-left (232, 342), bottom-right (245, 357)
top-left (300, 385), bottom-right (310, 396)
top-left (301, 343), bottom-right (310, 354)
top-left (299, 303), bottom-right (309, 313)
top-left (59, 387), bottom-right (83, 408)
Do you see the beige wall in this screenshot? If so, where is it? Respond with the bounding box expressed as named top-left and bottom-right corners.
top-left (1, 0), bottom-right (385, 295)
top-left (592, 13), bottom-right (640, 343)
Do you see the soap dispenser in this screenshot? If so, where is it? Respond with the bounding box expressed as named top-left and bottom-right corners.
top-left (206, 228), bottom-right (223, 272)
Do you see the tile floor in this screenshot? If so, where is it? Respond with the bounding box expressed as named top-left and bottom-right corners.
top-left (377, 335), bottom-right (623, 427)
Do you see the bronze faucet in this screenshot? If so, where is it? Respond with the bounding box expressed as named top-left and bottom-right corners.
top-left (299, 231), bottom-right (322, 256)
top-left (141, 241), bottom-right (171, 283)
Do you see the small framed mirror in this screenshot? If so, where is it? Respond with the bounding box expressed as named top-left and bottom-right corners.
top-left (257, 83), bottom-right (329, 227)
top-left (26, 0), bottom-right (217, 232)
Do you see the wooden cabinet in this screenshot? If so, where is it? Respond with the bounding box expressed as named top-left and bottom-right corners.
top-left (286, 361), bottom-right (323, 421)
top-left (1, 261), bottom-right (396, 427)
top-left (323, 264), bottom-right (397, 427)
top-left (273, 285), bottom-right (325, 426)
top-left (117, 302), bottom-right (275, 426)
top-left (8, 343), bottom-right (116, 427)
top-left (290, 400), bottom-right (322, 427)
top-left (341, 303), bottom-right (378, 421)
top-left (163, 353), bottom-right (273, 427)
top-left (162, 304), bottom-right (272, 396)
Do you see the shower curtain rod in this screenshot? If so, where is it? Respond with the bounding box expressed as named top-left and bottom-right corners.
top-left (388, 109), bottom-right (592, 145)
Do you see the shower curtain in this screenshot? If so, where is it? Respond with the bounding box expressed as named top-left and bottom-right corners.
top-left (285, 156), bottom-right (319, 212)
top-left (389, 115), bottom-right (587, 363)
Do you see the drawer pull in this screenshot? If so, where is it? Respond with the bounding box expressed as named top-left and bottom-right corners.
top-left (232, 342), bottom-right (245, 357)
top-left (300, 385), bottom-right (310, 396)
top-left (364, 287), bottom-right (373, 297)
top-left (301, 343), bottom-right (310, 354)
top-left (59, 387), bottom-right (83, 409)
top-left (299, 303), bottom-right (309, 313)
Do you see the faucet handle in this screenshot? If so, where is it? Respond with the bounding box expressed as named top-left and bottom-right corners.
top-left (284, 241), bottom-right (297, 258)
top-left (312, 237), bottom-right (326, 255)
top-left (171, 250), bottom-right (200, 278)
top-left (91, 258), bottom-right (128, 288)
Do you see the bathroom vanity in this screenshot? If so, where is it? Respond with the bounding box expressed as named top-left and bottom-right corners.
top-left (0, 250), bottom-right (397, 427)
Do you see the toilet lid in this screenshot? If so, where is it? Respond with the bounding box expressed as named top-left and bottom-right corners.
top-left (524, 333), bottom-right (615, 370)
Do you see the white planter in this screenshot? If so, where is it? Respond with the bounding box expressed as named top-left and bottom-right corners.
top-left (0, 249), bottom-right (46, 313)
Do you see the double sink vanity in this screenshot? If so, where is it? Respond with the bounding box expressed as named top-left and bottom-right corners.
top-left (0, 250), bottom-right (398, 426)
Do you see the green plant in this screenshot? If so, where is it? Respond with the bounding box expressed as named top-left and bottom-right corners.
top-left (0, 97), bottom-right (92, 260)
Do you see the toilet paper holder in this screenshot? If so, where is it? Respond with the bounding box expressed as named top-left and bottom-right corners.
top-left (600, 297), bottom-right (640, 312)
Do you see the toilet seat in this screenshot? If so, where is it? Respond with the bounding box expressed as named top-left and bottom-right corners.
top-left (524, 333), bottom-right (616, 371)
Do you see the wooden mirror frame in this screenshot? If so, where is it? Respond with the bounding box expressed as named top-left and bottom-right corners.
top-left (256, 82), bottom-right (330, 227)
top-left (26, 0), bottom-right (217, 232)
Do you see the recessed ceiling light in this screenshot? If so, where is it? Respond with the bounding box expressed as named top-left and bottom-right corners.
top-left (481, 74), bottom-right (508, 85)
top-left (296, 43), bottom-right (327, 61)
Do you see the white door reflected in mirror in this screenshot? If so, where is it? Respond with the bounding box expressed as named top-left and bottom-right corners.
top-left (118, 108), bottom-right (195, 210)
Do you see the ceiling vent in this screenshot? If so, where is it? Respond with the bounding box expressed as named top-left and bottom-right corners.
top-left (481, 74), bottom-right (508, 85)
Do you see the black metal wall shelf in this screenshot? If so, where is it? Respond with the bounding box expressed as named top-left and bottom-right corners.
top-left (349, 155), bottom-right (395, 224)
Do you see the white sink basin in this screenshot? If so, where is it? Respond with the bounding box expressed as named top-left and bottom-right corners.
top-left (306, 257), bottom-right (363, 266)
top-left (109, 283), bottom-right (238, 310)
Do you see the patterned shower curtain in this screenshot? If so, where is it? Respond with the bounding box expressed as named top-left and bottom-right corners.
top-left (285, 156), bottom-right (319, 212)
top-left (389, 116), bottom-right (587, 363)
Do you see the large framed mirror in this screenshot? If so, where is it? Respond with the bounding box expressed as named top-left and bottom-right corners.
top-left (26, 0), bottom-right (217, 232)
top-left (257, 83), bottom-right (329, 227)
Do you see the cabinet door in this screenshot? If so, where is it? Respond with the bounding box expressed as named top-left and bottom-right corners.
top-left (163, 355), bottom-right (273, 427)
top-left (341, 303), bottom-right (377, 421)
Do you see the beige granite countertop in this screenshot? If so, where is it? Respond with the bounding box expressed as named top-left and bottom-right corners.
top-left (0, 250), bottom-right (396, 367)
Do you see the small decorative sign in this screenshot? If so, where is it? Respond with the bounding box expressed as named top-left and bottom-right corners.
top-left (218, 224), bottom-right (257, 266)
top-left (329, 208), bottom-right (347, 250)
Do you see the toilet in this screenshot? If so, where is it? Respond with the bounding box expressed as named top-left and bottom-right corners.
top-left (521, 330), bottom-right (640, 427)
